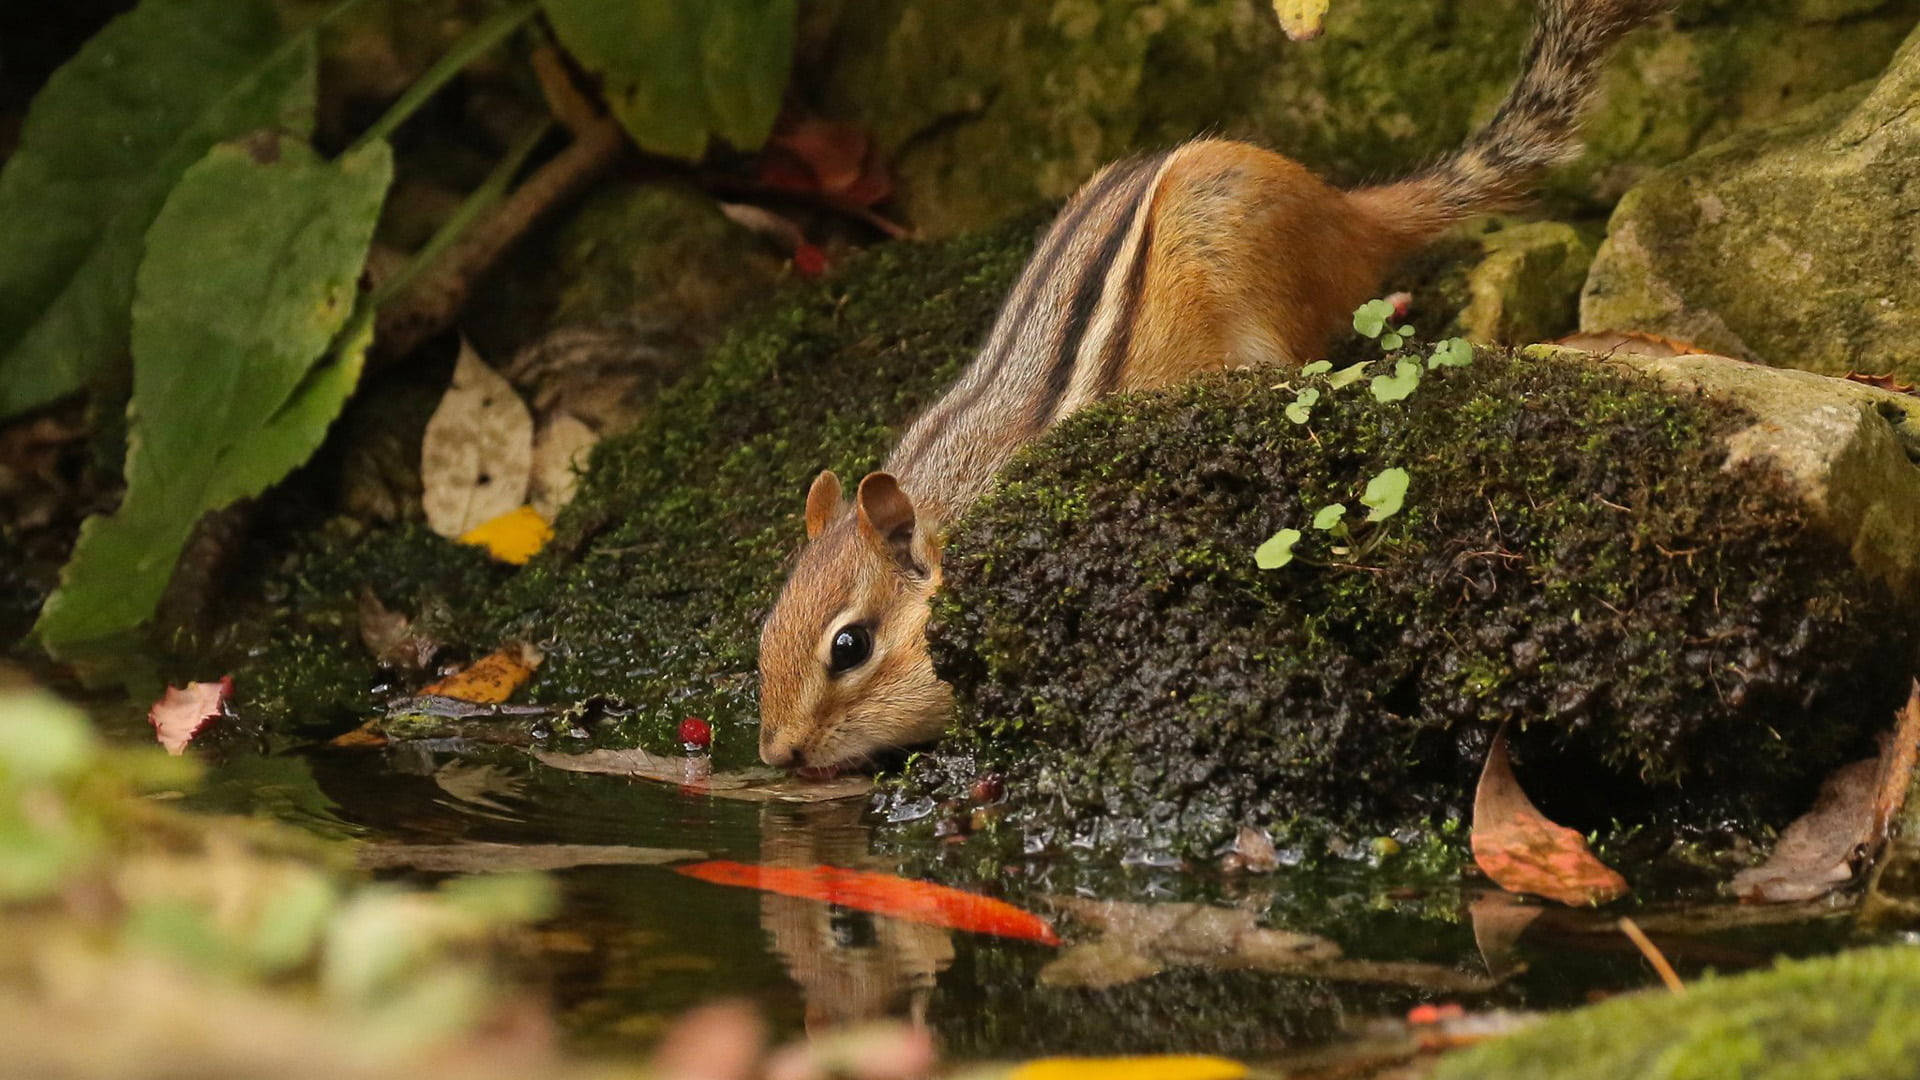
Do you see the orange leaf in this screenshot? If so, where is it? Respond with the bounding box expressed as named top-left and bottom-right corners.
top-left (458, 505), bottom-right (552, 565)
top-left (674, 861), bottom-right (1060, 945)
top-left (147, 676), bottom-right (231, 755)
top-left (1010, 1056), bottom-right (1247, 1080)
top-left (1471, 732), bottom-right (1628, 906)
top-left (419, 644), bottom-right (541, 704)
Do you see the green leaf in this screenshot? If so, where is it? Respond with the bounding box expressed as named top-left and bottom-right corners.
top-left (1284, 386), bottom-right (1320, 424)
top-left (1312, 503), bottom-right (1347, 531)
top-left (1327, 362), bottom-right (1370, 389)
top-left (1352, 298), bottom-right (1393, 339)
top-left (1300, 360), bottom-right (1332, 376)
top-left (1361, 467), bottom-right (1410, 522)
top-left (0, 0), bottom-right (316, 418)
top-left (1255, 528), bottom-right (1302, 570)
top-left (1379, 329), bottom-right (1407, 350)
top-left (1369, 359), bottom-right (1423, 402)
top-left (1429, 337), bottom-right (1474, 368)
top-left (33, 138), bottom-right (390, 654)
top-left (541, 0), bottom-right (795, 159)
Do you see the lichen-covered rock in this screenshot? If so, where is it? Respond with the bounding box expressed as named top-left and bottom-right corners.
top-left (1456, 222), bottom-right (1596, 345)
top-left (1432, 946), bottom-right (1920, 1080)
top-left (913, 350), bottom-right (1920, 858)
top-left (1581, 23), bottom-right (1920, 380)
top-left (819, 0), bottom-right (1920, 235)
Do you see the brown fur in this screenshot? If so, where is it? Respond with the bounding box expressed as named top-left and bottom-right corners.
top-left (757, 0), bottom-right (1667, 771)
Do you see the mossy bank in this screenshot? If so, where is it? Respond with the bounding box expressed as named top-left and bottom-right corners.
top-left (904, 351), bottom-right (1919, 860)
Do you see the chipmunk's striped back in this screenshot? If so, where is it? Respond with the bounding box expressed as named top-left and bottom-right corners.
top-left (758, 0), bottom-right (1669, 774)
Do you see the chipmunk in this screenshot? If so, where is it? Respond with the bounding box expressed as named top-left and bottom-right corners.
top-left (759, 0), bottom-right (1667, 774)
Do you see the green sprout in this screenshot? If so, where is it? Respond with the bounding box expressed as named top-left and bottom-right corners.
top-left (1312, 503), bottom-right (1348, 531)
top-left (1361, 467), bottom-right (1410, 521)
top-left (1255, 528), bottom-right (1302, 570)
top-left (1370, 359), bottom-right (1423, 402)
top-left (1428, 337), bottom-right (1474, 368)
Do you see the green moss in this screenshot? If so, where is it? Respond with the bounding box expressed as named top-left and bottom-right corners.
top-left (1433, 946), bottom-right (1920, 1080)
top-left (911, 350), bottom-right (1918, 859)
top-left (232, 220), bottom-right (1038, 767)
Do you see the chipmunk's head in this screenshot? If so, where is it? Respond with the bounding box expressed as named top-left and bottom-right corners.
top-left (758, 470), bottom-right (951, 774)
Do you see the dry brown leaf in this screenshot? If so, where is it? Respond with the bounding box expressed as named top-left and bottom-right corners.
top-left (1734, 682), bottom-right (1920, 902)
top-left (147, 677), bottom-right (231, 755)
top-left (528, 412), bottom-right (599, 519)
top-left (531, 748), bottom-right (873, 803)
top-left (418, 644), bottom-right (542, 704)
top-left (1471, 732), bottom-right (1629, 907)
top-left (421, 341), bottom-right (533, 538)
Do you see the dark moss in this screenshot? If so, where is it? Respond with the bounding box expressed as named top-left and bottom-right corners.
top-left (911, 350), bottom-right (1919, 859)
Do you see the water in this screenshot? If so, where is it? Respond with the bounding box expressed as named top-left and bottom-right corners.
top-left (177, 738), bottom-right (1868, 1064)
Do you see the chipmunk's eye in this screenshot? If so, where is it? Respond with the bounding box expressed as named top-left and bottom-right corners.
top-left (829, 624), bottom-right (872, 674)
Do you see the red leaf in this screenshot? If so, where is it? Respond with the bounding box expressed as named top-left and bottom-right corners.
top-left (675, 860), bottom-right (1060, 945)
top-left (757, 117), bottom-right (893, 208)
top-left (147, 676), bottom-right (232, 755)
top-left (1471, 732), bottom-right (1629, 906)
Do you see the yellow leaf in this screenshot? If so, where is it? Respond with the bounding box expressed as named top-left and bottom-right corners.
top-left (419, 644), bottom-right (542, 704)
top-left (1272, 0), bottom-right (1329, 40)
top-left (1011, 1056), bottom-right (1248, 1080)
top-left (458, 505), bottom-right (552, 565)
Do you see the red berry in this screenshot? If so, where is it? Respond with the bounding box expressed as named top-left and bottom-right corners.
top-left (678, 716), bottom-right (712, 750)
top-left (793, 243), bottom-right (829, 278)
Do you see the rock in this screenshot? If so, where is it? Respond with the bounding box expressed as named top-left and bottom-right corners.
top-left (1457, 221), bottom-right (1596, 346)
top-left (914, 347), bottom-right (1920, 858)
top-left (818, 0), bottom-right (1920, 235)
top-left (1540, 342), bottom-right (1920, 601)
top-left (1581, 23), bottom-right (1920, 380)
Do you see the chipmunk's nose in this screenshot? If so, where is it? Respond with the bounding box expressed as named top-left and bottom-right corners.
top-left (760, 734), bottom-right (803, 769)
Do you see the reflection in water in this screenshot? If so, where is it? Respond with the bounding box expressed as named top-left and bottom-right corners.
top-left (754, 799), bottom-right (955, 1033)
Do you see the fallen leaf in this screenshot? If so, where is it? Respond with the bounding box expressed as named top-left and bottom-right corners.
top-left (457, 505), bottom-right (552, 565)
top-left (758, 116), bottom-right (892, 207)
top-left (418, 644), bottom-right (542, 704)
top-left (1231, 825), bottom-right (1280, 872)
top-left (1472, 732), bottom-right (1629, 906)
top-left (1010, 1055), bottom-right (1247, 1080)
top-left (1842, 371), bottom-right (1917, 395)
top-left (674, 861), bottom-right (1061, 945)
top-left (531, 747), bottom-right (872, 803)
top-left (356, 588), bottom-right (438, 670)
top-left (1554, 330), bottom-right (1713, 357)
top-left (1271, 0), bottom-right (1330, 40)
top-left (421, 340), bottom-right (533, 538)
top-left (357, 842), bottom-right (706, 873)
top-left (1731, 684), bottom-right (1920, 902)
top-left (528, 411), bottom-right (599, 520)
top-left (147, 677), bottom-right (232, 755)
top-left (1468, 889), bottom-right (1542, 980)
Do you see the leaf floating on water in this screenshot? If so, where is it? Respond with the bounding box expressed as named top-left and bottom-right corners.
top-left (531, 748), bottom-right (872, 802)
top-left (418, 643), bottom-right (542, 704)
top-left (674, 861), bottom-right (1061, 945)
top-left (1472, 732), bottom-right (1629, 906)
top-left (1011, 1055), bottom-right (1248, 1080)
top-left (1733, 682), bottom-right (1920, 902)
top-left (147, 676), bottom-right (232, 755)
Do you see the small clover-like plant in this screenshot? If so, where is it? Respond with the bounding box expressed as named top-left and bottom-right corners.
top-left (1255, 528), bottom-right (1303, 570)
top-left (1311, 503), bottom-right (1347, 531)
top-left (1285, 386), bottom-right (1321, 425)
top-left (1378, 323), bottom-right (1415, 350)
top-left (1428, 337), bottom-right (1473, 368)
top-left (1352, 298), bottom-right (1394, 339)
top-left (1300, 360), bottom-right (1333, 376)
top-left (1370, 359), bottom-right (1422, 402)
top-left (1361, 467), bottom-right (1410, 521)
top-left (1327, 361), bottom-right (1370, 389)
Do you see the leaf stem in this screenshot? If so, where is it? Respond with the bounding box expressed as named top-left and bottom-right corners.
top-left (371, 119), bottom-right (553, 309)
top-left (348, 0), bottom-right (541, 154)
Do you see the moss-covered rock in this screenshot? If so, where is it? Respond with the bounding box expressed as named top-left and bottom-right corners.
top-left (1457, 222), bottom-right (1597, 346)
top-left (911, 351), bottom-right (1919, 859)
top-left (817, 0), bottom-right (1920, 235)
top-left (1432, 945), bottom-right (1920, 1080)
top-left (234, 220), bottom-right (1038, 766)
top-left (1581, 23), bottom-right (1920, 380)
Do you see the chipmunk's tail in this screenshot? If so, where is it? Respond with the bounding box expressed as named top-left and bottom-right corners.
top-left (1352, 0), bottom-right (1668, 238)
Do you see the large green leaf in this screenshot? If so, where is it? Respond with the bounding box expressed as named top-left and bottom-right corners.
top-left (540, 0), bottom-right (795, 160)
top-left (34, 138), bottom-right (392, 655)
top-left (0, 0), bottom-right (315, 419)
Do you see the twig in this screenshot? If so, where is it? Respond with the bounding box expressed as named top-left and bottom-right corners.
top-left (1617, 916), bottom-right (1685, 994)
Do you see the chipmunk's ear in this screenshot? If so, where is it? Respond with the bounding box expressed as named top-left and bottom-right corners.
top-left (855, 471), bottom-right (926, 575)
top-left (804, 470), bottom-right (843, 540)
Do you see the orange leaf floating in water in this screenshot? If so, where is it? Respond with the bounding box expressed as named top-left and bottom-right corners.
top-left (1471, 732), bottom-right (1629, 907)
top-left (1010, 1055), bottom-right (1247, 1080)
top-left (419, 643), bottom-right (541, 704)
top-left (674, 861), bottom-right (1060, 945)
top-left (147, 676), bottom-right (232, 755)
